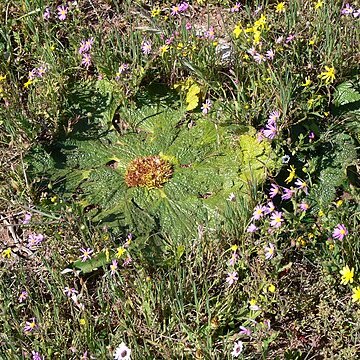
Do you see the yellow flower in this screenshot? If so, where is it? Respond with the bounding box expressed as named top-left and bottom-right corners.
top-left (352, 287), bottom-right (360, 303)
top-left (318, 209), bottom-right (324, 217)
top-left (254, 14), bottom-right (267, 30)
top-left (159, 45), bottom-right (169, 56)
top-left (336, 199), bottom-right (343, 208)
top-left (340, 265), bottom-right (354, 285)
top-left (233, 24), bottom-right (242, 38)
top-left (0, 74), bottom-right (6, 82)
top-left (2, 248), bottom-right (11, 258)
top-left (79, 318), bottom-right (86, 325)
top-left (318, 66), bottom-right (336, 84)
top-left (285, 165), bottom-right (296, 184)
top-left (230, 244), bottom-right (238, 251)
top-left (307, 97), bottom-right (317, 108)
top-left (309, 37), bottom-right (316, 45)
top-left (253, 30), bottom-right (261, 45)
top-left (24, 79), bottom-right (33, 89)
top-left (302, 78), bottom-right (312, 87)
top-left (314, 0), bottom-right (323, 9)
top-left (116, 247), bottom-right (126, 258)
top-left (104, 248), bottom-right (110, 262)
top-left (268, 284), bottom-right (276, 293)
top-left (275, 2), bottom-right (286, 12)
top-left (151, 7), bottom-right (161, 17)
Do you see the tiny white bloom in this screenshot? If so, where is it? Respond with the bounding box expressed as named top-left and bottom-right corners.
top-left (231, 340), bottom-right (244, 357)
top-left (114, 342), bottom-right (131, 360)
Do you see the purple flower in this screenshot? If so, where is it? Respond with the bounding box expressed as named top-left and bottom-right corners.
top-left (270, 211), bottom-right (284, 228)
top-left (124, 233), bottom-right (133, 247)
top-left (123, 256), bottom-right (132, 266)
top-left (354, 9), bottom-right (360, 17)
top-left (18, 290), bottom-right (28, 303)
top-left (263, 123), bottom-right (277, 139)
top-left (228, 252), bottom-right (238, 266)
top-left (79, 38), bottom-right (94, 54)
top-left (299, 202), bottom-right (309, 212)
top-left (32, 351), bottom-right (44, 360)
top-left (43, 7), bottom-right (50, 20)
top-left (57, 5), bottom-right (68, 21)
top-left (247, 47), bottom-right (257, 56)
top-left (257, 129), bottom-right (265, 142)
top-left (226, 271), bottom-right (238, 285)
top-left (285, 34), bottom-right (296, 43)
top-left (27, 233), bottom-right (44, 249)
top-left (201, 99), bottom-right (212, 114)
top-left (231, 340), bottom-right (244, 357)
top-left (141, 40), bottom-right (152, 55)
top-left (239, 326), bottom-right (251, 336)
top-left (64, 287), bottom-right (78, 297)
top-left (80, 247), bottom-right (93, 262)
top-left (269, 184), bottom-right (279, 198)
top-left (204, 26), bottom-right (215, 40)
top-left (265, 201), bottom-right (275, 214)
top-left (231, 3), bottom-right (241, 12)
top-left (81, 53), bottom-right (91, 68)
top-left (110, 259), bottom-right (118, 274)
top-left (171, 5), bottom-right (180, 15)
top-left (309, 131), bottom-right (315, 140)
top-left (264, 243), bottom-right (275, 259)
top-left (275, 36), bottom-right (284, 44)
top-left (341, 3), bottom-right (354, 15)
top-left (29, 69), bottom-right (37, 80)
top-left (22, 212), bottom-right (32, 224)
top-left (185, 22), bottom-right (192, 30)
top-left (252, 204), bottom-right (266, 220)
top-left (253, 53), bottom-right (266, 63)
top-left (37, 65), bottom-right (47, 77)
top-left (118, 63), bottom-right (129, 74)
top-left (165, 36), bottom-right (174, 45)
top-left (24, 318), bottom-right (37, 332)
top-left (268, 110), bottom-right (280, 125)
top-left (265, 49), bottom-right (275, 60)
top-left (247, 223), bottom-right (258, 233)
top-left (295, 178), bottom-right (308, 194)
top-left (178, 2), bottom-right (189, 12)
top-left (281, 187), bottom-right (295, 200)
top-left (332, 224), bottom-right (348, 241)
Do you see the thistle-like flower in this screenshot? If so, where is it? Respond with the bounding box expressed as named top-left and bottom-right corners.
top-left (125, 155), bottom-right (174, 189)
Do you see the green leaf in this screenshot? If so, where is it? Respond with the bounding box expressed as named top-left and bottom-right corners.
top-left (71, 251), bottom-right (114, 274)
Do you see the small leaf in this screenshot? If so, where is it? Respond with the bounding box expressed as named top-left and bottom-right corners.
top-left (70, 251), bottom-right (114, 274)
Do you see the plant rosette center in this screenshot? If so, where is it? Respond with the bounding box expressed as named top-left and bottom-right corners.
top-left (124, 155), bottom-right (174, 189)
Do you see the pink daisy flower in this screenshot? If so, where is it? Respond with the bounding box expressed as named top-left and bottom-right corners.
top-left (270, 211), bottom-right (284, 228)
top-left (57, 5), bottom-right (68, 21)
top-left (226, 271), bottom-right (239, 285)
top-left (269, 184), bottom-right (279, 198)
top-left (332, 224), bottom-right (348, 241)
top-left (264, 243), bottom-right (275, 259)
top-left (252, 204), bottom-right (266, 220)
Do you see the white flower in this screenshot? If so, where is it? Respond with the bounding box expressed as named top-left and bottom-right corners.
top-left (114, 342), bottom-right (131, 360)
top-left (231, 340), bottom-right (244, 357)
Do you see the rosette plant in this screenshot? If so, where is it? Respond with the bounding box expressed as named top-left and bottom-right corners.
top-left (27, 80), bottom-right (278, 241)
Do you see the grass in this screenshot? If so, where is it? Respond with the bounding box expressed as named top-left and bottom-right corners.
top-left (0, 0), bottom-right (359, 359)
